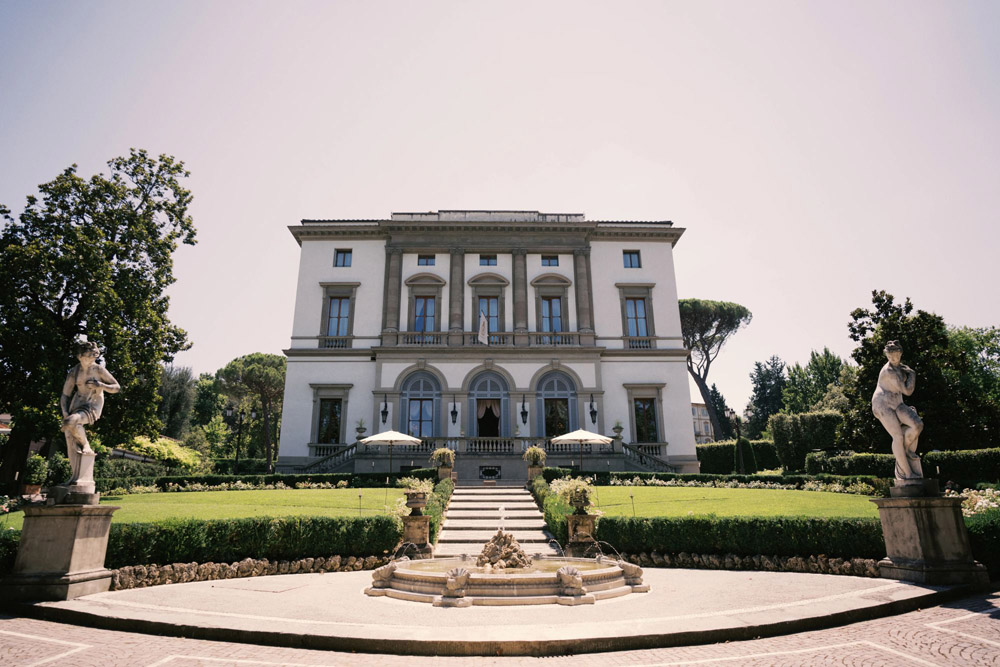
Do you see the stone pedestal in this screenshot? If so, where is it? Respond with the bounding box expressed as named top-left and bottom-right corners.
top-left (871, 494), bottom-right (988, 587)
top-left (2, 503), bottom-right (119, 601)
top-left (565, 514), bottom-right (596, 557)
top-left (401, 515), bottom-right (433, 559)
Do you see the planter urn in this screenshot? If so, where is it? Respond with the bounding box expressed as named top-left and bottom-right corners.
top-left (437, 465), bottom-right (453, 481)
top-left (569, 491), bottom-right (590, 515)
top-left (526, 465), bottom-right (543, 480)
top-left (405, 491), bottom-right (428, 516)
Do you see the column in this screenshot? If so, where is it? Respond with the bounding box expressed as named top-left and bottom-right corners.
top-left (382, 247), bottom-right (402, 346)
top-left (512, 248), bottom-right (528, 346)
top-left (573, 247), bottom-right (595, 344)
top-left (448, 248), bottom-right (465, 345)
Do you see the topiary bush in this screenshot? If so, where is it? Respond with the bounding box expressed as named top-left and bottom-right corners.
top-left (733, 437), bottom-right (758, 474)
top-left (45, 452), bottom-right (73, 487)
top-left (696, 442), bottom-right (735, 474)
top-left (103, 515), bottom-right (402, 569)
top-left (24, 455), bottom-right (48, 485)
top-left (770, 411), bottom-right (841, 471)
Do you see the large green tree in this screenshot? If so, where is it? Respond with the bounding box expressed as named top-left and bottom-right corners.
top-left (782, 347), bottom-right (846, 414)
top-left (840, 291), bottom-right (1000, 452)
top-left (679, 299), bottom-right (752, 442)
top-left (216, 353), bottom-right (286, 473)
top-left (745, 355), bottom-right (786, 438)
top-left (157, 364), bottom-right (195, 439)
top-left (191, 372), bottom-right (225, 427)
top-left (0, 150), bottom-right (195, 492)
top-left (707, 383), bottom-right (735, 440)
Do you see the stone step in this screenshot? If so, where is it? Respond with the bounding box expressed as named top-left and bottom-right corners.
top-left (452, 487), bottom-right (530, 495)
top-left (448, 495), bottom-right (535, 503)
top-left (432, 543), bottom-right (562, 557)
top-left (443, 519), bottom-right (546, 530)
top-left (447, 501), bottom-right (537, 510)
top-left (437, 530), bottom-right (551, 543)
top-left (444, 512), bottom-right (542, 521)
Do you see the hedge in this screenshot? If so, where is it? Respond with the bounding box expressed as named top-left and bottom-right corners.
top-left (531, 476), bottom-right (572, 545)
top-left (0, 529), bottom-right (18, 574)
top-left (770, 411), bottom-right (842, 472)
top-left (211, 458), bottom-right (268, 475)
top-left (806, 448), bottom-right (1000, 486)
top-left (425, 478), bottom-right (455, 543)
top-left (596, 515), bottom-right (886, 560)
top-left (966, 507), bottom-right (1000, 577)
top-left (104, 515), bottom-right (401, 570)
top-left (96, 468), bottom-right (438, 493)
top-left (547, 469), bottom-right (891, 495)
top-left (696, 440), bottom-right (780, 474)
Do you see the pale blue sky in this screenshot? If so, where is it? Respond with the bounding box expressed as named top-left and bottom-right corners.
top-left (2, 1), bottom-right (998, 411)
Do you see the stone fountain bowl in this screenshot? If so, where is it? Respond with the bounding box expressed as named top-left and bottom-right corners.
top-left (365, 555), bottom-right (649, 607)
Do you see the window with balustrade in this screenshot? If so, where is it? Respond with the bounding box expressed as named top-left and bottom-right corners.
top-left (536, 372), bottom-right (577, 437)
top-left (616, 283), bottom-right (656, 349)
top-left (404, 273), bottom-right (445, 343)
top-left (468, 372), bottom-right (509, 437)
top-left (317, 399), bottom-right (342, 444)
top-left (400, 372), bottom-right (441, 438)
top-left (319, 283), bottom-right (358, 348)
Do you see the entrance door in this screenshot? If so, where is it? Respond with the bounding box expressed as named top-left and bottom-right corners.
top-left (476, 400), bottom-right (500, 437)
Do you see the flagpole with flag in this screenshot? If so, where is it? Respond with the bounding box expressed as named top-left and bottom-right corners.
top-left (478, 310), bottom-right (489, 345)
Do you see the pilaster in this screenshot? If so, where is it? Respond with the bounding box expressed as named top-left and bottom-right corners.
top-left (382, 247), bottom-right (402, 346)
top-left (512, 249), bottom-right (529, 346)
top-left (448, 248), bottom-right (465, 346)
top-left (573, 248), bottom-right (595, 344)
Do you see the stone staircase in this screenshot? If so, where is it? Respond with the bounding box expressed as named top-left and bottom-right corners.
top-left (434, 485), bottom-right (560, 557)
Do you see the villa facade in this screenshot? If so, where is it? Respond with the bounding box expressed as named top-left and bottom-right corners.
top-left (277, 210), bottom-right (699, 479)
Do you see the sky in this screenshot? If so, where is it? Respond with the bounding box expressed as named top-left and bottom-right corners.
top-left (1, 0), bottom-right (998, 412)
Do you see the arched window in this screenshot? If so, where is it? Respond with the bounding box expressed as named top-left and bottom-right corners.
top-left (536, 371), bottom-right (577, 437)
top-left (468, 372), bottom-right (509, 437)
top-left (400, 372), bottom-right (441, 438)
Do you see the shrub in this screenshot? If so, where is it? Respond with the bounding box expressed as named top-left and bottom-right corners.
top-left (770, 411), bottom-right (840, 471)
top-left (429, 448), bottom-right (455, 468)
top-left (211, 458), bottom-right (268, 474)
top-left (0, 529), bottom-right (18, 574)
top-left (96, 456), bottom-right (171, 480)
top-left (532, 477), bottom-right (571, 544)
top-left (45, 453), bottom-right (73, 487)
top-left (965, 507), bottom-right (1000, 577)
top-left (549, 477), bottom-right (595, 512)
top-left (122, 436), bottom-right (206, 471)
top-left (925, 448), bottom-right (1000, 486)
top-left (24, 455), bottom-right (48, 485)
top-left (523, 446), bottom-right (547, 467)
top-left (426, 478), bottom-right (454, 542)
top-left (595, 515), bottom-right (885, 560)
top-left (395, 476), bottom-right (434, 494)
top-left (751, 440), bottom-right (780, 470)
top-left (95, 469), bottom-right (439, 494)
top-left (103, 515), bottom-right (401, 569)
top-left (797, 411), bottom-right (842, 451)
top-left (542, 467), bottom-right (571, 482)
top-left (806, 452), bottom-right (895, 476)
top-left (697, 440), bottom-right (776, 474)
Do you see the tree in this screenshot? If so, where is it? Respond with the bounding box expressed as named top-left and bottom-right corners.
top-left (839, 290), bottom-right (1000, 452)
top-left (0, 150), bottom-right (195, 493)
top-left (217, 353), bottom-right (286, 473)
top-left (157, 365), bottom-right (195, 439)
top-left (782, 348), bottom-right (846, 414)
top-left (191, 372), bottom-right (225, 426)
top-left (679, 299), bottom-right (752, 443)
top-left (745, 355), bottom-right (786, 438)
top-left (707, 383), bottom-right (735, 440)
top-left (811, 365), bottom-right (856, 413)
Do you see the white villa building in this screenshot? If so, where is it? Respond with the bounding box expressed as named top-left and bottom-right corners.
top-left (277, 210), bottom-right (699, 480)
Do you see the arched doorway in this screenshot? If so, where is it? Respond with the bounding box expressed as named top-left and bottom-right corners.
top-left (536, 371), bottom-right (577, 437)
top-left (468, 372), bottom-right (509, 437)
top-left (399, 371), bottom-right (441, 437)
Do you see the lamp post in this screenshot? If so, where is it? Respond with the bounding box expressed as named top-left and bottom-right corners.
top-left (520, 395), bottom-right (528, 426)
top-left (381, 394), bottom-right (389, 425)
top-left (589, 394), bottom-right (598, 425)
top-left (451, 395), bottom-right (458, 425)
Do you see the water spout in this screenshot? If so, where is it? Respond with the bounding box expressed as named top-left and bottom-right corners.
top-left (392, 542), bottom-right (420, 560)
top-left (547, 539), bottom-right (566, 557)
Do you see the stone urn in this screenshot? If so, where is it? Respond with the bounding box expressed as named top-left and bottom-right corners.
top-left (437, 466), bottom-right (453, 481)
top-left (612, 424), bottom-right (624, 438)
top-left (569, 489), bottom-right (590, 515)
top-left (526, 465), bottom-right (543, 481)
top-left (355, 426), bottom-right (367, 440)
top-left (405, 491), bottom-right (428, 516)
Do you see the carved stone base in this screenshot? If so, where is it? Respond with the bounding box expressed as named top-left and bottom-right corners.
top-left (433, 595), bottom-right (473, 607)
top-left (401, 515), bottom-right (433, 558)
top-left (889, 478), bottom-right (939, 498)
top-left (2, 503), bottom-right (118, 601)
top-left (565, 514), bottom-right (596, 557)
top-left (871, 495), bottom-right (988, 587)
top-left (65, 450), bottom-right (98, 497)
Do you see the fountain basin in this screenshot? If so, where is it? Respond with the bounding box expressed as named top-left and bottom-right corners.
top-left (365, 555), bottom-right (649, 607)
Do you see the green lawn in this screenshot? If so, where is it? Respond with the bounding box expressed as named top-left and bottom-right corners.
top-left (592, 486), bottom-right (879, 519)
top-left (2, 488), bottom-right (407, 531)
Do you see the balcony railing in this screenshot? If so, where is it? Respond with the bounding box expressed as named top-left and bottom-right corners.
top-left (318, 336), bottom-right (352, 349)
top-left (400, 333), bottom-right (444, 346)
top-left (466, 333), bottom-right (511, 346)
top-left (624, 336), bottom-right (656, 350)
top-left (532, 332), bottom-right (579, 346)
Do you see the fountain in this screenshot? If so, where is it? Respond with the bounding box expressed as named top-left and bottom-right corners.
top-left (365, 529), bottom-right (649, 607)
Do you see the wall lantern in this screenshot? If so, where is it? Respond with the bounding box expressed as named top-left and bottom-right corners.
top-left (451, 395), bottom-right (458, 425)
top-left (520, 394), bottom-right (528, 425)
top-left (381, 394), bottom-right (389, 425)
top-left (589, 394), bottom-right (598, 425)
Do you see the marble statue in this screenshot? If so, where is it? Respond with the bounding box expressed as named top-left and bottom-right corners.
top-left (59, 339), bottom-right (120, 497)
top-left (872, 340), bottom-right (924, 481)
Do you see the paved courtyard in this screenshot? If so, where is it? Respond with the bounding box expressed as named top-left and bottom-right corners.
top-left (1, 589), bottom-right (997, 666)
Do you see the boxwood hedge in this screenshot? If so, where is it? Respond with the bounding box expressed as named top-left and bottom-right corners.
top-left (96, 468), bottom-right (438, 493)
top-left (806, 448), bottom-right (1000, 486)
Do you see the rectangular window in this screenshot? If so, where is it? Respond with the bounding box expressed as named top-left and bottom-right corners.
top-left (317, 399), bottom-right (342, 444)
top-left (623, 250), bottom-right (641, 268)
top-left (417, 255), bottom-right (435, 266)
top-left (633, 398), bottom-right (659, 442)
top-left (327, 297), bottom-right (350, 336)
top-left (414, 296), bottom-right (436, 332)
top-left (540, 296), bottom-right (563, 332)
top-left (480, 296), bottom-right (499, 331)
top-left (625, 297), bottom-right (648, 337)
top-left (334, 249), bottom-right (352, 267)
top-left (541, 255), bottom-right (559, 267)
top-left (480, 254), bottom-right (497, 266)
top-left (407, 398), bottom-right (434, 438)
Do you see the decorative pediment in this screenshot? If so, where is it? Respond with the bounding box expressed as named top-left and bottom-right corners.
top-left (468, 272), bottom-right (509, 287)
top-left (530, 273), bottom-right (572, 287)
top-left (405, 272), bottom-right (446, 286)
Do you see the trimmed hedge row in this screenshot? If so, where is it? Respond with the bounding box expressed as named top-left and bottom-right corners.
top-left (104, 515), bottom-right (401, 570)
top-left (770, 411), bottom-right (843, 471)
top-left (806, 448), bottom-right (1000, 486)
top-left (966, 508), bottom-right (1000, 576)
top-left (531, 477), bottom-right (571, 544)
top-left (697, 440), bottom-right (780, 474)
top-left (96, 468), bottom-right (438, 493)
top-left (596, 515), bottom-right (886, 559)
top-left (426, 478), bottom-right (455, 543)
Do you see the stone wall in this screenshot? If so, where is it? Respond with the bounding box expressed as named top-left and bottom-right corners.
top-left (618, 551), bottom-right (880, 577)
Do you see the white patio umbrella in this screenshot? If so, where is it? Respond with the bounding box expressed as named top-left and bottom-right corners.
top-left (360, 430), bottom-right (422, 505)
top-left (549, 429), bottom-right (613, 445)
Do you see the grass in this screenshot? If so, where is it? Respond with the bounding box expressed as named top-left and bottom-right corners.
top-left (2, 488), bottom-right (407, 531)
top-left (591, 486), bottom-right (879, 519)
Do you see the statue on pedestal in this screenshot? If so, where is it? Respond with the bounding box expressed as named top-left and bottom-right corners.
top-left (57, 339), bottom-right (120, 501)
top-left (871, 340), bottom-right (924, 481)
